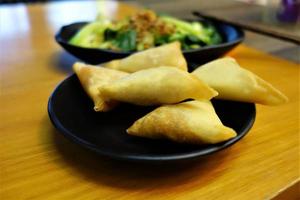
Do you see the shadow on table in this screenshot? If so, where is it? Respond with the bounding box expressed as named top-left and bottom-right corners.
top-left (49, 51), bottom-right (79, 73)
top-left (48, 124), bottom-right (235, 190)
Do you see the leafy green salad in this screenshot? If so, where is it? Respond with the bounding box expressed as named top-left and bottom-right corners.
top-left (69, 10), bottom-right (222, 52)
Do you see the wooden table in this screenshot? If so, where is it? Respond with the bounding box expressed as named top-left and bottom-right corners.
top-left (0, 1), bottom-right (299, 199)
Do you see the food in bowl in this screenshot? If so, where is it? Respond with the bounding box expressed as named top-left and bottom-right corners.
top-left (69, 10), bottom-right (222, 52)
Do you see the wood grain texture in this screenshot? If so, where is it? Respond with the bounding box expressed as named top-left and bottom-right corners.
top-left (0, 1), bottom-right (299, 200)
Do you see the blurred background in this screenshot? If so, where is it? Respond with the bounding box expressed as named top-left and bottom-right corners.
top-left (0, 0), bottom-right (299, 62)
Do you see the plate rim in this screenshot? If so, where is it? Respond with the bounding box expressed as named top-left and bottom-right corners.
top-left (48, 75), bottom-right (256, 163)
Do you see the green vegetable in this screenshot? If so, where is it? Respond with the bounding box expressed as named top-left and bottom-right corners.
top-left (204, 24), bottom-right (222, 45)
top-left (69, 22), bottom-right (108, 48)
top-left (114, 30), bottom-right (137, 51)
top-left (68, 11), bottom-right (222, 51)
top-left (160, 16), bottom-right (211, 44)
top-left (104, 29), bottom-right (118, 41)
top-left (155, 35), bottom-right (169, 45)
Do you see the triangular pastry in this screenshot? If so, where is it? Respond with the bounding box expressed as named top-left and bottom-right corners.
top-left (192, 57), bottom-right (288, 105)
top-left (73, 62), bottom-right (128, 111)
top-left (127, 100), bottom-right (237, 144)
top-left (100, 66), bottom-right (218, 106)
top-left (102, 42), bottom-right (188, 72)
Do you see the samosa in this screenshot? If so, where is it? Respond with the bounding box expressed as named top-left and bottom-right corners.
top-left (100, 66), bottom-right (217, 106)
top-left (102, 42), bottom-right (188, 72)
top-left (127, 100), bottom-right (237, 144)
top-left (192, 57), bottom-right (288, 105)
top-left (73, 62), bottom-right (128, 111)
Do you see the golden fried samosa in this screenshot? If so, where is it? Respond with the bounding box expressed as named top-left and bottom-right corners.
top-left (192, 57), bottom-right (288, 105)
top-left (100, 66), bottom-right (218, 106)
top-left (127, 100), bottom-right (237, 144)
top-left (102, 42), bottom-right (188, 72)
top-left (73, 62), bottom-right (128, 111)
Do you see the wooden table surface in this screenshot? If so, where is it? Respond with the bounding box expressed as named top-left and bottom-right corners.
top-left (0, 1), bottom-right (299, 200)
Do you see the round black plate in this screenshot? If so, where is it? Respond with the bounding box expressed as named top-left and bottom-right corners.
top-left (48, 75), bottom-right (255, 163)
top-left (55, 19), bottom-right (244, 66)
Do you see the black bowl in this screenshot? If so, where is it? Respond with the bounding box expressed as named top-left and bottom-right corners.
top-left (48, 75), bottom-right (255, 163)
top-left (55, 20), bottom-right (244, 65)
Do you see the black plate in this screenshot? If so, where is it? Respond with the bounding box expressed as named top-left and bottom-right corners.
top-left (48, 75), bottom-right (255, 163)
top-left (55, 19), bottom-right (244, 66)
